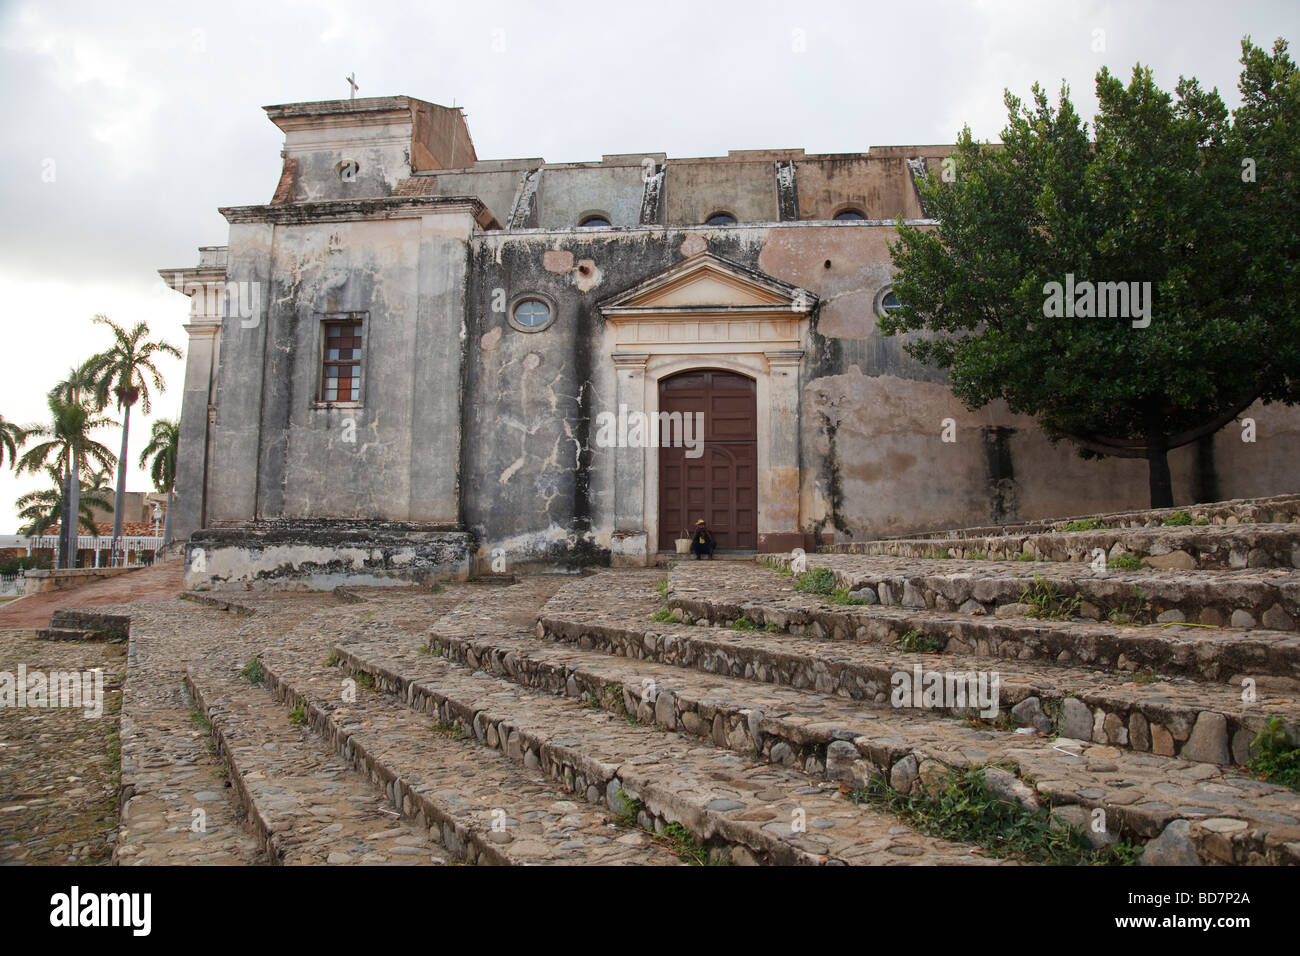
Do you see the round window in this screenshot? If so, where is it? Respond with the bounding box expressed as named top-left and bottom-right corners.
top-left (705, 212), bottom-right (737, 225)
top-left (834, 209), bottom-right (866, 221)
top-left (876, 285), bottom-right (903, 318)
top-left (508, 294), bottom-right (557, 332)
top-left (579, 216), bottom-right (611, 228)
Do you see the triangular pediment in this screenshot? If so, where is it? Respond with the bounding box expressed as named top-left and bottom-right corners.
top-left (599, 253), bottom-right (815, 315)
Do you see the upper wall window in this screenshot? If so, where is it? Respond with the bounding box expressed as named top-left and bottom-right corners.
top-left (508, 293), bottom-right (557, 333)
top-left (321, 318), bottom-right (364, 402)
top-left (579, 215), bottom-right (611, 228)
top-left (875, 285), bottom-right (903, 319)
top-left (705, 212), bottom-right (737, 225)
top-left (834, 208), bottom-right (866, 221)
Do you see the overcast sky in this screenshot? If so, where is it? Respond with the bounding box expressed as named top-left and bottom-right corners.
top-left (1, 0), bottom-right (1296, 533)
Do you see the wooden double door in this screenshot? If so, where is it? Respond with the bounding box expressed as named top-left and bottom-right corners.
top-left (657, 370), bottom-right (757, 552)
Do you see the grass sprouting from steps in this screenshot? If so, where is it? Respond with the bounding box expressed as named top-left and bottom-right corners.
top-left (893, 628), bottom-right (945, 653)
top-left (240, 657), bottom-right (264, 686)
top-left (288, 698), bottom-right (307, 726)
top-left (730, 616), bottom-right (761, 631)
top-left (649, 608), bottom-right (675, 623)
top-left (794, 567), bottom-right (836, 595)
top-left (1161, 511), bottom-right (1193, 527)
top-left (848, 767), bottom-right (1141, 866)
top-left (613, 796), bottom-right (728, 866)
top-left (1249, 718), bottom-right (1300, 791)
top-left (1018, 572), bottom-right (1082, 621)
top-left (1108, 554), bottom-right (1143, 570)
top-left (1062, 518), bottom-right (1105, 532)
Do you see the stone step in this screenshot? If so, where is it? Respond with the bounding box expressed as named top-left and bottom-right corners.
top-left (321, 634), bottom-right (1003, 866)
top-left (252, 649), bottom-right (685, 866)
top-left (185, 667), bottom-right (449, 865)
top-left (419, 616), bottom-right (1300, 863)
top-left (672, 562), bottom-right (1300, 679)
top-left (541, 570), bottom-right (1300, 766)
top-left (765, 553), bottom-right (1298, 632)
top-left (871, 494), bottom-right (1300, 541)
top-left (34, 627), bottom-right (99, 641)
top-left (836, 523), bottom-right (1300, 571)
top-left (115, 679), bottom-right (264, 866)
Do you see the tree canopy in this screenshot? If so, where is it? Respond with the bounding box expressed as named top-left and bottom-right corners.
top-left (881, 37), bottom-right (1299, 506)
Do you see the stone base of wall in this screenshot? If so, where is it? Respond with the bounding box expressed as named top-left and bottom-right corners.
top-left (185, 521), bottom-right (472, 591)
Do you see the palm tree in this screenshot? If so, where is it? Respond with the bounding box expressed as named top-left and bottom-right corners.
top-left (0, 412), bottom-right (25, 471)
top-left (15, 393), bottom-right (117, 567)
top-left (86, 315), bottom-right (181, 561)
top-left (16, 465), bottom-right (112, 538)
top-left (138, 418), bottom-right (178, 544)
top-left (43, 359), bottom-right (101, 560)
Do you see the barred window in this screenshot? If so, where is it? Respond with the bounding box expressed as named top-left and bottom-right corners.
top-left (321, 319), bottom-right (363, 402)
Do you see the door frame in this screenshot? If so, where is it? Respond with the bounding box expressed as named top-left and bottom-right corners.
top-left (655, 365), bottom-right (760, 552)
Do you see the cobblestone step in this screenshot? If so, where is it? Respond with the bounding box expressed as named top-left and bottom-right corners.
top-left (324, 634), bottom-right (1002, 865)
top-left (185, 666), bottom-right (449, 865)
top-left (670, 562), bottom-right (1300, 679)
top-left (870, 494), bottom-right (1300, 541)
top-left (252, 649), bottom-right (685, 866)
top-left (113, 610), bottom-right (265, 866)
top-left (417, 617), bottom-right (1300, 863)
top-left (838, 523), bottom-right (1300, 571)
top-left (540, 571), bottom-right (1300, 766)
top-left (765, 553), bottom-right (1298, 632)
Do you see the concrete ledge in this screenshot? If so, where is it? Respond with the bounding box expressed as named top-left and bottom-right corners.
top-left (23, 567), bottom-right (136, 596)
top-left (185, 520), bottom-right (472, 591)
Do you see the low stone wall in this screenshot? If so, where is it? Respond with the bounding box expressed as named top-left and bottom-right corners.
top-left (185, 520), bottom-right (472, 591)
top-left (22, 567), bottom-right (136, 596)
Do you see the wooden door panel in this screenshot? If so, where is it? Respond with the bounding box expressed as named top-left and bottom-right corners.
top-left (658, 370), bottom-right (758, 551)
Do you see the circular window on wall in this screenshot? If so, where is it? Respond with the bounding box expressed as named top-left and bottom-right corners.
top-left (875, 284), bottom-right (904, 319)
top-left (508, 292), bottom-right (557, 333)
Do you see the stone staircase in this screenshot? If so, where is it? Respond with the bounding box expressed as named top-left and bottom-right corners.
top-left (97, 496), bottom-right (1300, 866)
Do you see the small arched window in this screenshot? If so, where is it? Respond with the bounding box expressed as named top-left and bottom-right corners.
top-left (579, 215), bottom-right (611, 228)
top-left (875, 285), bottom-right (903, 319)
top-left (834, 208), bottom-right (866, 221)
top-left (705, 212), bottom-right (737, 225)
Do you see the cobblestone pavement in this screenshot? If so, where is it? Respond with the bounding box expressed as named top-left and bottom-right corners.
top-left (0, 631), bottom-right (124, 864)
top-left (0, 560), bottom-right (183, 630)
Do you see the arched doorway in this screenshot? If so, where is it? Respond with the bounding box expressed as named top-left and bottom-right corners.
top-left (658, 369), bottom-right (757, 552)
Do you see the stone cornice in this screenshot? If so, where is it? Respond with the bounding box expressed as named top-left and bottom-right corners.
top-left (219, 195), bottom-right (491, 227)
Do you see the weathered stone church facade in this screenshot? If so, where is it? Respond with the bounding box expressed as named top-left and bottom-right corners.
top-left (161, 96), bottom-right (1299, 589)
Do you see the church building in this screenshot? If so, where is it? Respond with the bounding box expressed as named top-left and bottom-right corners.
top-left (160, 96), bottom-right (1298, 589)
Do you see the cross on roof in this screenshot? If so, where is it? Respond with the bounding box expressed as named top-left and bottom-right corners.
top-left (345, 73), bottom-right (359, 100)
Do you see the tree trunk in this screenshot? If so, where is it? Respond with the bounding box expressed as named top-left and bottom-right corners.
top-left (67, 461), bottom-right (80, 567)
top-left (111, 402), bottom-right (131, 565)
top-left (57, 467), bottom-right (71, 569)
top-left (1144, 403), bottom-right (1173, 509)
top-left (162, 489), bottom-right (173, 545)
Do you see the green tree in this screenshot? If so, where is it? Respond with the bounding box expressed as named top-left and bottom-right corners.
top-left (881, 37), bottom-right (1299, 507)
top-left (85, 315), bottom-right (181, 557)
top-left (16, 465), bottom-right (112, 537)
top-left (138, 418), bottom-right (179, 544)
top-left (0, 412), bottom-right (24, 471)
top-left (15, 394), bottom-right (118, 566)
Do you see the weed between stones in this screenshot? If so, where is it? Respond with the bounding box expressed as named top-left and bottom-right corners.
top-left (239, 657), bottom-right (264, 686)
top-left (893, 629), bottom-right (945, 654)
top-left (1063, 519), bottom-right (1105, 532)
top-left (848, 767), bottom-right (1142, 865)
top-left (1018, 572), bottom-right (1082, 620)
top-left (1249, 718), bottom-right (1300, 791)
top-left (613, 796), bottom-right (725, 866)
top-left (794, 567), bottom-right (836, 595)
top-left (288, 699), bottom-right (307, 726)
top-left (649, 608), bottom-right (674, 623)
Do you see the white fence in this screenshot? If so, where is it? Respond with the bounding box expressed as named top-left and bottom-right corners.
top-left (0, 571), bottom-right (22, 597)
top-left (25, 535), bottom-right (165, 568)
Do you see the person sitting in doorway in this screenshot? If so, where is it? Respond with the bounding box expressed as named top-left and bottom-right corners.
top-left (691, 519), bottom-right (716, 560)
